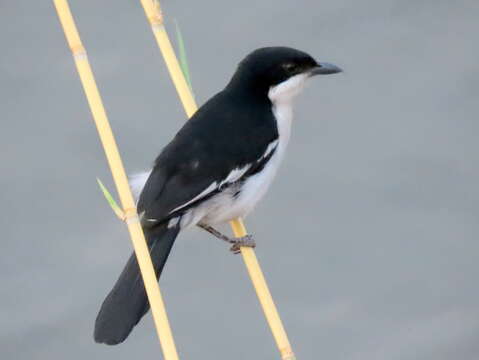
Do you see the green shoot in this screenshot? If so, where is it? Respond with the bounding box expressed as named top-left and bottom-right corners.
top-left (174, 19), bottom-right (194, 93)
top-left (96, 178), bottom-right (124, 220)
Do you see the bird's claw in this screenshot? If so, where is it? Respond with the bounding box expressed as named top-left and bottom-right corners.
top-left (229, 235), bottom-right (256, 254)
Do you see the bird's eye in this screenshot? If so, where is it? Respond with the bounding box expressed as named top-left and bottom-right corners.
top-left (282, 63), bottom-right (297, 73)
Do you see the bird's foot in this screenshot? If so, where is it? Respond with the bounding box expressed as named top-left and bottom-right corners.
top-left (229, 235), bottom-right (256, 254)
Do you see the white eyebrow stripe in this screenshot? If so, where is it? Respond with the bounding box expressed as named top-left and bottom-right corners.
top-left (169, 181), bottom-right (218, 214)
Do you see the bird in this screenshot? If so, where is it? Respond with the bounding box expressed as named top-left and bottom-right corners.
top-left (94, 46), bottom-right (342, 345)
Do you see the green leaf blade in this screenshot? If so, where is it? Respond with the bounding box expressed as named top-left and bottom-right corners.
top-left (96, 178), bottom-right (124, 219)
top-left (174, 19), bottom-right (194, 94)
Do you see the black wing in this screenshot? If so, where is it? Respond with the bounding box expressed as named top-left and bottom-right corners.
top-left (137, 89), bottom-right (278, 224)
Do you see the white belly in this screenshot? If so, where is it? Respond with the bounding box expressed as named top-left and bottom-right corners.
top-left (186, 99), bottom-right (294, 227)
top-left (153, 73), bottom-right (306, 230)
top-left (200, 146), bottom-right (285, 225)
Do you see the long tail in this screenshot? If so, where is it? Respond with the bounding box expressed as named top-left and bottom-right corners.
top-left (94, 222), bottom-right (180, 345)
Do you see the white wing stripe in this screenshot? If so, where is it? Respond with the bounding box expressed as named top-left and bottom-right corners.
top-left (219, 164), bottom-right (252, 188)
top-left (169, 163), bottom-right (252, 214)
top-left (168, 141), bottom-right (278, 215)
top-left (263, 140), bottom-right (279, 159)
top-left (169, 181), bottom-right (218, 214)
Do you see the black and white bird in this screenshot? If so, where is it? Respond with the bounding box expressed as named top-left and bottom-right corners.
top-left (94, 46), bottom-right (342, 345)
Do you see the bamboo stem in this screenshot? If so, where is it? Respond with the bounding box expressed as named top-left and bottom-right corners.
top-left (53, 1), bottom-right (179, 359)
top-left (139, 1), bottom-right (295, 358)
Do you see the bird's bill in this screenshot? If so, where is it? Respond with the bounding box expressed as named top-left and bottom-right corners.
top-left (310, 62), bottom-right (343, 76)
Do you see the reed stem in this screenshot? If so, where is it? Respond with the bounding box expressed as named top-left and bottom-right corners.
top-left (53, 1), bottom-right (180, 359)
top-left (140, 1), bottom-right (295, 358)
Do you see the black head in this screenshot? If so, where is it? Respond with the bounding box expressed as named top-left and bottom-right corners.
top-left (226, 46), bottom-right (342, 95)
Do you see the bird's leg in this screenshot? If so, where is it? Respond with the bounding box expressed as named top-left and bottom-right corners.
top-left (197, 223), bottom-right (232, 243)
top-left (197, 223), bottom-right (256, 254)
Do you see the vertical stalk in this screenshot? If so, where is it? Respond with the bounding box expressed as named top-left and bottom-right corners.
top-left (139, 1), bottom-right (295, 358)
top-left (53, 1), bottom-right (179, 359)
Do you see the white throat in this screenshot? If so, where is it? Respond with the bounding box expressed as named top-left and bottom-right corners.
top-left (267, 73), bottom-right (308, 148)
top-left (268, 73), bottom-right (309, 104)
top-left (128, 74), bottom-right (310, 225)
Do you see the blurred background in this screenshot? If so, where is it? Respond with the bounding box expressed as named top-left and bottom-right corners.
top-left (1, 0), bottom-right (478, 359)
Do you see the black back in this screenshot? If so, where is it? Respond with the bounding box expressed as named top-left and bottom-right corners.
top-left (138, 46), bottom-right (319, 223)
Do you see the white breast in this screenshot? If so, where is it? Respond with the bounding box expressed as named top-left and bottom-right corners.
top-left (134, 74), bottom-right (309, 229)
top-left (195, 74), bottom-right (308, 226)
top-left (226, 101), bottom-right (292, 217)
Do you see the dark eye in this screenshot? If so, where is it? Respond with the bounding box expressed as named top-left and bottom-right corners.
top-left (282, 62), bottom-right (297, 73)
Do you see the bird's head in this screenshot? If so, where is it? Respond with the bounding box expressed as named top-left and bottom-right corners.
top-left (227, 46), bottom-right (342, 103)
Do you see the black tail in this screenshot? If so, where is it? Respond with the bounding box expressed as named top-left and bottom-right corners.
top-left (94, 222), bottom-right (180, 345)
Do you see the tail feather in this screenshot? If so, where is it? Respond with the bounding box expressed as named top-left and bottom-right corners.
top-left (94, 222), bottom-right (180, 345)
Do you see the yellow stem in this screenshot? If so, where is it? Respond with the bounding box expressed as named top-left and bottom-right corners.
top-left (140, 1), bottom-right (295, 358)
top-left (53, 1), bottom-right (179, 359)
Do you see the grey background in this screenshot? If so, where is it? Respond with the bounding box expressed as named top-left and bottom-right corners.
top-left (1, 0), bottom-right (478, 359)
